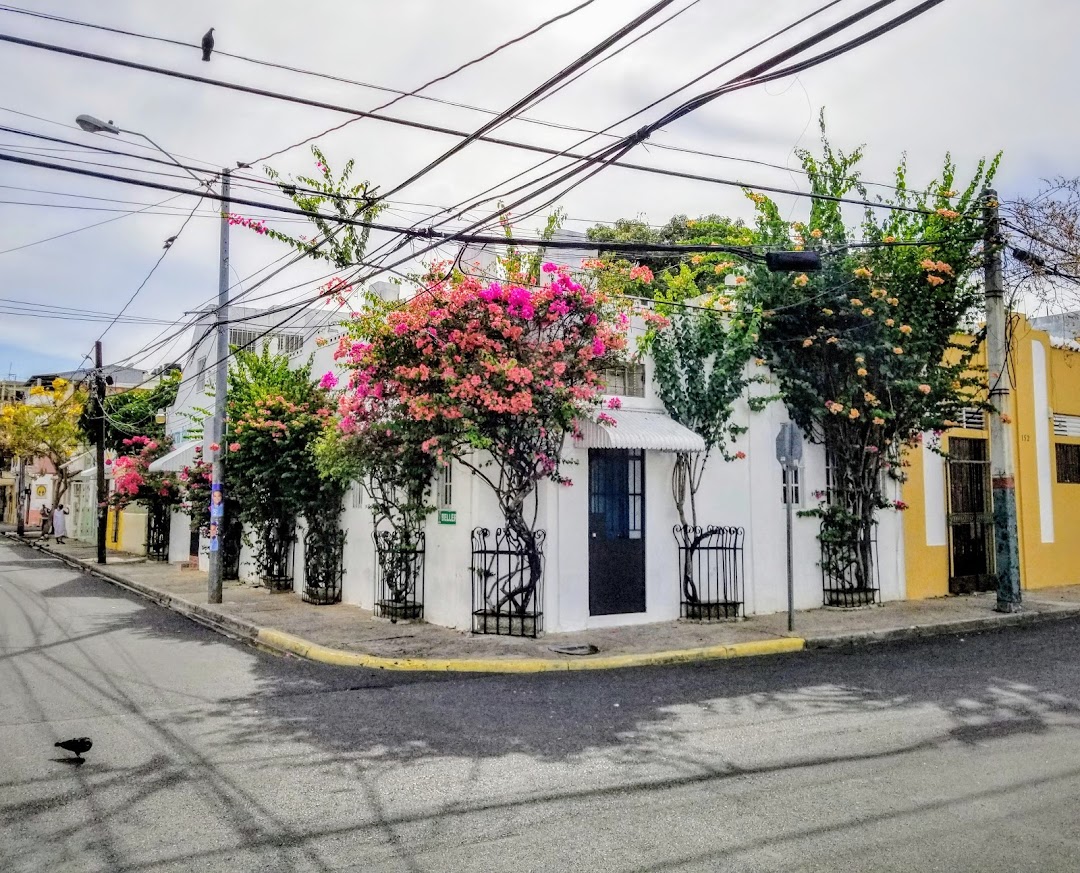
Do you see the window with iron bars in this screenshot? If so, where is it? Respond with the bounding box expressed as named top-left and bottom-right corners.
top-left (782, 466), bottom-right (801, 505)
top-left (277, 334), bottom-right (303, 355)
top-left (600, 362), bottom-right (646, 398)
top-left (437, 464), bottom-right (452, 509)
top-left (1056, 443), bottom-right (1080, 484)
top-left (228, 328), bottom-right (261, 350)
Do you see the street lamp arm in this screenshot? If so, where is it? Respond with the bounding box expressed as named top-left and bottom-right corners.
top-left (121, 129), bottom-right (208, 186)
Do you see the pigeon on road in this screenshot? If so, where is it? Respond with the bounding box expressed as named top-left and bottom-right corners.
top-left (55, 738), bottom-right (92, 759)
top-left (201, 28), bottom-right (215, 62)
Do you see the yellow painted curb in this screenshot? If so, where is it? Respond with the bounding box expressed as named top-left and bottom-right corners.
top-left (256, 628), bottom-right (805, 673)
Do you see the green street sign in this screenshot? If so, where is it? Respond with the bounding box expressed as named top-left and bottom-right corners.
top-left (438, 509), bottom-right (456, 525)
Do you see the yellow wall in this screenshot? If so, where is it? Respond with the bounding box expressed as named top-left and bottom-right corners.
top-left (903, 316), bottom-right (1080, 597)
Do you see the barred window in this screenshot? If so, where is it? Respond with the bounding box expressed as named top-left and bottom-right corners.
top-left (350, 483), bottom-right (364, 509)
top-left (277, 334), bottom-right (303, 355)
top-left (1056, 443), bottom-right (1080, 484)
top-left (600, 363), bottom-right (646, 397)
top-left (437, 464), bottom-right (453, 509)
top-left (782, 466), bottom-right (801, 505)
top-left (228, 328), bottom-right (261, 350)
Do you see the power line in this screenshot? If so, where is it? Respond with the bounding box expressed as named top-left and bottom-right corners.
top-left (252, 0), bottom-right (602, 164)
top-left (0, 31), bottom-right (941, 217)
top-left (0, 190), bottom-right (189, 256)
top-left (95, 195), bottom-right (205, 344)
top-left (0, 152), bottom-right (945, 258)
top-left (375, 0), bottom-right (682, 201)
top-left (350, 0), bottom-right (950, 293)
top-left (0, 2), bottom-right (926, 197)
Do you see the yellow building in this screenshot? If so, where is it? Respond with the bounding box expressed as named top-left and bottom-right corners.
top-left (904, 314), bottom-right (1080, 598)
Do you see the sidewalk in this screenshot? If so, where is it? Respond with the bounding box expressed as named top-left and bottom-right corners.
top-left (8, 530), bottom-right (1080, 672)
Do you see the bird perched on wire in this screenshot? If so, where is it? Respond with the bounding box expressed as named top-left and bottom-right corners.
top-left (55, 737), bottom-right (92, 759)
top-left (163, 235), bottom-right (177, 250)
top-left (201, 28), bottom-right (215, 62)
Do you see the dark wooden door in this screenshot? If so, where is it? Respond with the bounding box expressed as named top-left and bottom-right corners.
top-left (947, 437), bottom-right (995, 593)
top-left (588, 449), bottom-right (646, 615)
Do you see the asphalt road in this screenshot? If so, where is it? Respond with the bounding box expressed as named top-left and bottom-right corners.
top-left (3, 536), bottom-right (1080, 872)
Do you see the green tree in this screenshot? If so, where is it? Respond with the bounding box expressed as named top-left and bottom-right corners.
top-left (746, 117), bottom-right (999, 595)
top-left (79, 370), bottom-right (180, 453)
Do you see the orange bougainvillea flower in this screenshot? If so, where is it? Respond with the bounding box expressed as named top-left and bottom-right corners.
top-left (936, 208), bottom-right (960, 219)
top-left (918, 383), bottom-right (932, 394)
top-left (864, 392), bottom-right (877, 404)
top-left (734, 275), bottom-right (747, 285)
top-left (873, 416), bottom-right (886, 426)
top-left (849, 408), bottom-right (861, 419)
top-left (857, 367), bottom-right (868, 377)
top-left (861, 307), bottom-right (875, 317)
top-left (853, 267), bottom-right (873, 279)
top-left (821, 307), bottom-right (834, 316)
top-left (887, 296), bottom-right (899, 306)
top-left (793, 273), bottom-right (809, 287)
top-left (871, 288), bottom-right (886, 299)
top-left (810, 228), bottom-right (823, 238)
top-left (827, 336), bottom-right (839, 344)
top-left (926, 274), bottom-right (945, 286)
top-left (884, 235), bottom-right (896, 243)
top-left (893, 346), bottom-right (904, 355)
top-left (850, 298), bottom-right (863, 307)
top-left (885, 318), bottom-right (895, 327)
top-left (1000, 413), bottom-right (1013, 424)
top-left (899, 324), bottom-right (912, 334)
top-left (802, 338), bottom-right (814, 347)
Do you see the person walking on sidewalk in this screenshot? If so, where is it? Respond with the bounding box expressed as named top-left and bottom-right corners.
top-left (52, 504), bottom-right (69, 545)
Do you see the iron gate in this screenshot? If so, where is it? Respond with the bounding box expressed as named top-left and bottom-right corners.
top-left (374, 529), bottom-right (425, 621)
top-left (258, 517), bottom-right (295, 590)
top-left (946, 437), bottom-right (995, 593)
top-left (146, 501), bottom-right (171, 562)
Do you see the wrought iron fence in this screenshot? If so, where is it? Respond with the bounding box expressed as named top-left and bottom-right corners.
top-left (374, 529), bottom-right (425, 621)
top-left (302, 527), bottom-right (346, 605)
top-left (221, 517), bottom-right (242, 581)
top-left (471, 526), bottom-right (546, 638)
top-left (146, 501), bottom-right (171, 562)
top-left (675, 525), bottom-right (745, 620)
top-left (820, 522), bottom-right (879, 607)
top-left (257, 517), bottom-right (295, 591)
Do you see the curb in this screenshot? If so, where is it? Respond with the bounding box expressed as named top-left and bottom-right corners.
top-left (803, 605), bottom-right (1080, 649)
top-left (8, 533), bottom-right (1080, 672)
top-left (254, 628), bottom-right (806, 672)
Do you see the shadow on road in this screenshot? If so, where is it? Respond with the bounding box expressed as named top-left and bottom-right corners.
top-left (6, 536), bottom-right (1080, 872)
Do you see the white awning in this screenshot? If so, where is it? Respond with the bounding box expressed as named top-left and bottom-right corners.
top-left (148, 440), bottom-right (200, 473)
top-left (76, 465), bottom-right (97, 479)
top-left (578, 409), bottom-right (705, 453)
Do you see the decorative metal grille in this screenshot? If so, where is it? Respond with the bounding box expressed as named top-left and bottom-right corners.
top-left (820, 522), bottom-right (879, 607)
top-left (257, 517), bottom-right (295, 590)
top-left (221, 517), bottom-right (242, 580)
top-left (471, 526), bottom-right (545, 637)
top-left (675, 525), bottom-right (745, 620)
top-left (302, 527), bottom-right (346, 605)
top-left (374, 529), bottom-right (425, 621)
top-left (145, 501), bottom-right (171, 562)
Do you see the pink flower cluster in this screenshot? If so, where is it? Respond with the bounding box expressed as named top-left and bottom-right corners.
top-left (226, 214), bottom-right (268, 235)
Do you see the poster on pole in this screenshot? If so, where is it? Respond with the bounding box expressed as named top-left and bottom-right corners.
top-left (209, 483), bottom-right (223, 551)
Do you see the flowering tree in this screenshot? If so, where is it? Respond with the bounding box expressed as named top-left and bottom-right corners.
top-left (331, 263), bottom-right (628, 611)
top-left (747, 120), bottom-right (999, 593)
top-left (227, 346), bottom-right (341, 580)
top-left (0, 378), bottom-right (84, 508)
top-left (109, 436), bottom-right (181, 509)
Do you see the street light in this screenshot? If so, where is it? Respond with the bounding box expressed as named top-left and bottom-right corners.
top-left (76, 115), bottom-right (231, 591)
top-left (75, 113), bottom-right (206, 185)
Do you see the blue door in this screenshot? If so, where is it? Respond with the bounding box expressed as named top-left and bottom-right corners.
top-left (588, 449), bottom-right (646, 615)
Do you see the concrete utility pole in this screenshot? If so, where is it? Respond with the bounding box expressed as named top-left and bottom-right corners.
top-left (95, 340), bottom-right (107, 564)
top-left (983, 188), bottom-right (1022, 612)
top-left (207, 169), bottom-right (230, 605)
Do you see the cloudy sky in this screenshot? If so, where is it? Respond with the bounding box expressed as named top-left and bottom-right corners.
top-left (0, 0), bottom-right (1075, 380)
